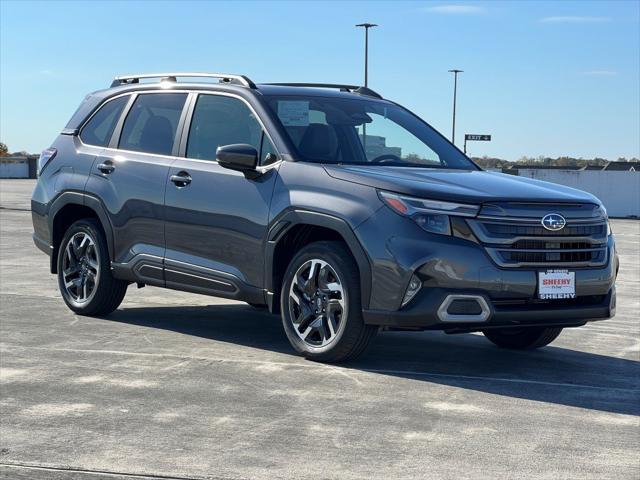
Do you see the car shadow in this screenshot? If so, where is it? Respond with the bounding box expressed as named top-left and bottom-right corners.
top-left (107, 304), bottom-right (640, 416)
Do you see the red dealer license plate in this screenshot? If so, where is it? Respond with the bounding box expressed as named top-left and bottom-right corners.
top-left (538, 269), bottom-right (576, 299)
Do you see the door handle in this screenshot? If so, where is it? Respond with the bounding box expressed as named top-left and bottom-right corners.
top-left (97, 162), bottom-right (115, 174)
top-left (170, 172), bottom-right (192, 187)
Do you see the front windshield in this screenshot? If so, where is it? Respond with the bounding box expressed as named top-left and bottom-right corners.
top-left (265, 94), bottom-right (477, 169)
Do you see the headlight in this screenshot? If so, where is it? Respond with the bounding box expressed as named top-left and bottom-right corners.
top-left (600, 205), bottom-right (612, 236)
top-left (378, 190), bottom-right (479, 236)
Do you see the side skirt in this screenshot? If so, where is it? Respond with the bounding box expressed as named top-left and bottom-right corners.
top-left (111, 255), bottom-right (266, 305)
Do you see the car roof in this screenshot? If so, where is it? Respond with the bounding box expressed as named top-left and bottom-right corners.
top-left (64, 78), bottom-right (387, 132)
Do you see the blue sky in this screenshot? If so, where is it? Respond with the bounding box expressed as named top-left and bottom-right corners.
top-left (1, 0), bottom-right (638, 160)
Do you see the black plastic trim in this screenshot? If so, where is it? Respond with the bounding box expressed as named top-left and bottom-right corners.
top-left (363, 287), bottom-right (614, 331)
top-left (163, 259), bottom-right (264, 304)
top-left (265, 209), bottom-right (373, 309)
top-left (47, 191), bottom-right (116, 274)
top-left (32, 234), bottom-right (51, 255)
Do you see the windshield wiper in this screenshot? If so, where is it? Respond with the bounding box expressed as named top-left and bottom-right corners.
top-left (370, 161), bottom-right (443, 168)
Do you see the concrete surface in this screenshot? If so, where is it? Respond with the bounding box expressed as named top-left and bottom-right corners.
top-left (0, 179), bottom-right (638, 480)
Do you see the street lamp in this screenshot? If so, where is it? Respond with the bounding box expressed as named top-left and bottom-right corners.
top-left (448, 69), bottom-right (463, 145)
top-left (356, 23), bottom-right (378, 87)
top-left (356, 23), bottom-right (378, 156)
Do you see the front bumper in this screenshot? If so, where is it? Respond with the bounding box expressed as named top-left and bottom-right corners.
top-left (355, 205), bottom-right (618, 329)
top-left (363, 287), bottom-right (616, 331)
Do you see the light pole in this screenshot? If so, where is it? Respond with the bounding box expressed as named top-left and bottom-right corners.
top-left (448, 69), bottom-right (463, 145)
top-left (356, 23), bottom-right (377, 87)
top-left (356, 23), bottom-right (378, 156)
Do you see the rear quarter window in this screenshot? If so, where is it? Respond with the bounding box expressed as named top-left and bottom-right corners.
top-left (79, 95), bottom-right (129, 147)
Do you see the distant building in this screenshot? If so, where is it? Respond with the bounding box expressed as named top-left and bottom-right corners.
top-left (0, 155), bottom-right (38, 179)
top-left (502, 162), bottom-right (638, 175)
top-left (603, 161), bottom-right (639, 172)
top-left (502, 164), bottom-right (584, 173)
top-left (360, 135), bottom-right (402, 159)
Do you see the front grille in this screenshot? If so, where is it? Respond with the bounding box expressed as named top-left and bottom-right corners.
top-left (484, 223), bottom-right (605, 238)
top-left (511, 240), bottom-right (591, 250)
top-left (467, 204), bottom-right (608, 268)
top-left (503, 249), bottom-right (603, 264)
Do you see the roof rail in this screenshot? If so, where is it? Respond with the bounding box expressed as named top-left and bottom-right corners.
top-left (110, 73), bottom-right (256, 89)
top-left (264, 83), bottom-right (383, 99)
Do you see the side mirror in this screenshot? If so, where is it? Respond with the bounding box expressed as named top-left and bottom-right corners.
top-left (216, 144), bottom-right (258, 172)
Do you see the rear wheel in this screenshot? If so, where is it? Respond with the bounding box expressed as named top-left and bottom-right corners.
top-left (483, 327), bottom-right (563, 350)
top-left (280, 241), bottom-right (377, 363)
top-left (57, 218), bottom-right (127, 316)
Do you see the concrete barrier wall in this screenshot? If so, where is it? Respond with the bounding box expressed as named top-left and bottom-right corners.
top-left (0, 158), bottom-right (29, 178)
top-left (0, 156), bottom-right (37, 179)
top-left (517, 169), bottom-right (640, 218)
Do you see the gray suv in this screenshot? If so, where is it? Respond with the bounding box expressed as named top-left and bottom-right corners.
top-left (32, 72), bottom-right (618, 362)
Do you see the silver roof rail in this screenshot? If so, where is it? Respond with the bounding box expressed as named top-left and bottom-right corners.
top-left (264, 82), bottom-right (383, 99)
top-left (110, 72), bottom-right (256, 89)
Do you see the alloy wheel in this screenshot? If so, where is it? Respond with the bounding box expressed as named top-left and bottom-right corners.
top-left (288, 259), bottom-right (347, 348)
top-left (61, 232), bottom-right (99, 304)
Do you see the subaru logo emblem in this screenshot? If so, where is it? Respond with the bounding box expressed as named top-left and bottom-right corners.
top-left (541, 213), bottom-right (566, 231)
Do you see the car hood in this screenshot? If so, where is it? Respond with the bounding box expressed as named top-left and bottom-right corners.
top-left (323, 165), bottom-right (600, 205)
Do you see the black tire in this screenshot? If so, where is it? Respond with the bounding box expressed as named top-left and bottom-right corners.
top-left (57, 218), bottom-right (127, 316)
top-left (280, 241), bottom-right (377, 363)
top-left (483, 327), bottom-right (563, 350)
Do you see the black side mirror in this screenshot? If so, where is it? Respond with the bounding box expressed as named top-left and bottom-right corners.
top-left (216, 144), bottom-right (258, 173)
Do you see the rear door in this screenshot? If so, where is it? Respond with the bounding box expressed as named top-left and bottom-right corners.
top-left (61, 94), bottom-right (130, 194)
top-left (163, 92), bottom-right (280, 300)
top-left (85, 92), bottom-right (188, 285)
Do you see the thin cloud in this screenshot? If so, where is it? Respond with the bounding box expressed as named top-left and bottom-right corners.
top-left (424, 5), bottom-right (486, 15)
top-left (582, 70), bottom-right (618, 76)
top-left (39, 69), bottom-right (53, 76)
top-left (540, 16), bottom-right (612, 24)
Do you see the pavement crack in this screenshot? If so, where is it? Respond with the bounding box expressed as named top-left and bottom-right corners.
top-left (0, 206), bottom-right (31, 212)
top-left (0, 462), bottom-right (245, 480)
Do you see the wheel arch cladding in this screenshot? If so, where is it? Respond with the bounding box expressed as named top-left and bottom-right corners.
top-left (49, 194), bottom-right (114, 274)
top-left (266, 210), bottom-right (372, 313)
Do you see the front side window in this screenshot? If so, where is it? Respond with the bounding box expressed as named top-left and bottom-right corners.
top-left (80, 95), bottom-right (129, 147)
top-left (266, 95), bottom-right (477, 169)
top-left (119, 93), bottom-right (187, 155)
top-left (260, 133), bottom-right (278, 165)
top-left (186, 95), bottom-right (262, 161)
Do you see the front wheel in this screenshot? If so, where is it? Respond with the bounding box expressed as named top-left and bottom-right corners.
top-left (482, 327), bottom-right (563, 350)
top-left (57, 218), bottom-right (128, 316)
top-left (280, 241), bottom-right (377, 363)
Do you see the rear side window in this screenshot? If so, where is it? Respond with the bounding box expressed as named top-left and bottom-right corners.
top-left (119, 93), bottom-right (187, 155)
top-left (186, 95), bottom-right (262, 161)
top-left (80, 96), bottom-right (128, 147)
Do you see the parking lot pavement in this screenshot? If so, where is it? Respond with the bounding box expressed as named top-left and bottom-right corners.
top-left (0, 179), bottom-right (638, 480)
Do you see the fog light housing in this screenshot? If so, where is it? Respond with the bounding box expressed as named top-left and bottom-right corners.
top-left (401, 274), bottom-right (422, 307)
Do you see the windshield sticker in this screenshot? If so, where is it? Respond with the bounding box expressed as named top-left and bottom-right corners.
top-left (278, 101), bottom-right (309, 126)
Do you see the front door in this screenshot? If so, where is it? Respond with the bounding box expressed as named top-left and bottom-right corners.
top-left (163, 93), bottom-right (280, 300)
